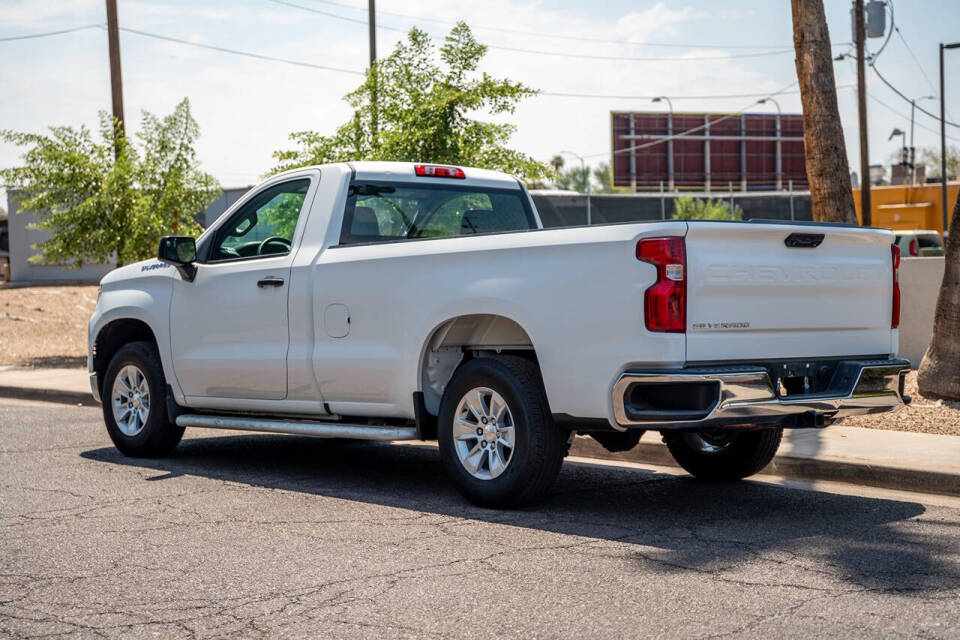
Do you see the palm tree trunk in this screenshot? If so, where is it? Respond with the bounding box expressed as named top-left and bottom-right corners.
top-left (917, 194), bottom-right (960, 400)
top-left (791, 0), bottom-right (858, 224)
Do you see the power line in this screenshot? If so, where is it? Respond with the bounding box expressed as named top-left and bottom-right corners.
top-left (265, 0), bottom-right (798, 62)
top-left (538, 85), bottom-right (855, 100)
top-left (0, 22), bottom-right (834, 104)
top-left (291, 0), bottom-right (846, 51)
top-left (870, 63), bottom-right (959, 128)
top-left (0, 24), bottom-right (102, 42)
top-left (866, 91), bottom-right (960, 144)
top-left (115, 25), bottom-right (364, 75)
top-left (892, 25), bottom-right (956, 122)
top-left (582, 81), bottom-right (800, 159)
top-left (894, 29), bottom-right (937, 97)
top-left (538, 89), bottom-right (803, 101)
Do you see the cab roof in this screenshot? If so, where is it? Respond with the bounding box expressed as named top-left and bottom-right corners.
top-left (277, 161), bottom-right (523, 190)
top-left (350, 161), bottom-right (522, 189)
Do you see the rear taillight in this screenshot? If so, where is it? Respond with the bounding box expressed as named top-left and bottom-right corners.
top-left (891, 244), bottom-right (900, 329)
top-left (637, 237), bottom-right (686, 333)
top-left (414, 164), bottom-right (465, 179)
top-left (908, 238), bottom-right (919, 256)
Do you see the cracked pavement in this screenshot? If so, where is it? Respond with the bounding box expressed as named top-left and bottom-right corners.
top-left (1, 398), bottom-right (960, 639)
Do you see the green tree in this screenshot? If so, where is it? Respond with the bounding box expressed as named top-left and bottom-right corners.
top-left (272, 23), bottom-right (549, 181)
top-left (1, 99), bottom-right (219, 267)
top-left (672, 196), bottom-right (743, 220)
top-left (555, 165), bottom-right (591, 192)
top-left (918, 144), bottom-right (960, 179)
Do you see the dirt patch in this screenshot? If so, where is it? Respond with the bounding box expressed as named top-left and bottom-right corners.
top-left (840, 370), bottom-right (960, 437)
top-left (0, 285), bottom-right (97, 368)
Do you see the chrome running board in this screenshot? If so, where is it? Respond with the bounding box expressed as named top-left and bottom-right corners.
top-left (175, 414), bottom-right (419, 441)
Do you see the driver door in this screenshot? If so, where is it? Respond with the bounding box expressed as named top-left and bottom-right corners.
top-left (170, 177), bottom-right (312, 401)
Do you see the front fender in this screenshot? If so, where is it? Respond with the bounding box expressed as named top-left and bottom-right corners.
top-left (89, 277), bottom-right (181, 401)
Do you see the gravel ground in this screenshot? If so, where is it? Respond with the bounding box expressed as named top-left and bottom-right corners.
top-left (841, 370), bottom-right (960, 436)
top-left (0, 285), bottom-right (97, 368)
top-left (1, 285), bottom-right (958, 436)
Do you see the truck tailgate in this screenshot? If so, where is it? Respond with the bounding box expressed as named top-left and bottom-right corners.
top-left (684, 222), bottom-right (896, 361)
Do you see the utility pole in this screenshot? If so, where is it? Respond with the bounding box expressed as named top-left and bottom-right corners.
top-left (854, 0), bottom-right (871, 225)
top-left (368, 0), bottom-right (376, 67)
top-left (368, 0), bottom-right (378, 145)
top-left (105, 0), bottom-right (124, 149)
top-left (941, 42), bottom-right (960, 234)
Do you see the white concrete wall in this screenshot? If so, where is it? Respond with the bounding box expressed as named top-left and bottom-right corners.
top-left (6, 193), bottom-right (113, 284)
top-left (897, 257), bottom-right (945, 368)
top-left (5, 187), bottom-right (250, 284)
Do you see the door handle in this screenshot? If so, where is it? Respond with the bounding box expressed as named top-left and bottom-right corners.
top-left (257, 276), bottom-right (285, 288)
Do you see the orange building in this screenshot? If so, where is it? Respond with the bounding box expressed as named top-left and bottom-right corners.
top-left (853, 181), bottom-right (959, 236)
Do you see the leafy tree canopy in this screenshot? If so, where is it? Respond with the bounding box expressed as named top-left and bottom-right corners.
top-left (672, 195), bottom-right (743, 221)
top-left (1, 98), bottom-right (220, 267)
top-left (918, 144), bottom-right (960, 179)
top-left (272, 23), bottom-right (550, 182)
top-left (550, 161), bottom-right (622, 194)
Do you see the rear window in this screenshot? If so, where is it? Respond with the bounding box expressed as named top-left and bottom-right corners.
top-left (917, 234), bottom-right (943, 249)
top-left (339, 181), bottom-right (535, 246)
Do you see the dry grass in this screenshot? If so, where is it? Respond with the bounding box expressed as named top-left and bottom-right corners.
top-left (1, 284), bottom-right (958, 436)
top-left (0, 285), bottom-right (97, 368)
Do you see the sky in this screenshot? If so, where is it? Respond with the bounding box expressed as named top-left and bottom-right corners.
top-left (1, 0), bottom-right (959, 200)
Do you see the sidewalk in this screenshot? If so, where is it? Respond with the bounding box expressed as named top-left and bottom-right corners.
top-left (0, 366), bottom-right (93, 405)
top-left (570, 428), bottom-right (960, 498)
top-left (1, 366), bottom-right (958, 497)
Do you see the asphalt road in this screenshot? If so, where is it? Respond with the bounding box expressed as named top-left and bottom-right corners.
top-left (2, 398), bottom-right (960, 639)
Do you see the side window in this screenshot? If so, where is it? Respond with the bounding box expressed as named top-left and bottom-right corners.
top-left (339, 182), bottom-right (534, 245)
top-left (210, 179), bottom-right (310, 261)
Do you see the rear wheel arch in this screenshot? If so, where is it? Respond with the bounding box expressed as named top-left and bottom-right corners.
top-left (418, 313), bottom-right (539, 418)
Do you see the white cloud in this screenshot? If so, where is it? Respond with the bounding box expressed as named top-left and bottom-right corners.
top-left (615, 3), bottom-right (706, 43)
top-left (0, 0), bottom-right (100, 28)
top-left (5, 0), bottom-right (948, 193)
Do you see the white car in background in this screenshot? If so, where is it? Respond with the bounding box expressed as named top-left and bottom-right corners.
top-left (893, 230), bottom-right (946, 257)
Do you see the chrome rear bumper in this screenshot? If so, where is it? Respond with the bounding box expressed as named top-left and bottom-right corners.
top-left (612, 359), bottom-right (910, 429)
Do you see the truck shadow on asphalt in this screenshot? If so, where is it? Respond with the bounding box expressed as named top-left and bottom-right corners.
top-left (82, 433), bottom-right (958, 594)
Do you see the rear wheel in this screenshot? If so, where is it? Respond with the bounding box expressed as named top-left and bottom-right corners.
top-left (103, 341), bottom-right (184, 457)
top-left (437, 356), bottom-right (567, 508)
top-left (663, 428), bottom-right (782, 481)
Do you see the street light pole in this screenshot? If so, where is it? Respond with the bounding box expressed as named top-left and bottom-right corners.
top-left (652, 96), bottom-right (674, 191)
top-left (369, 0), bottom-right (378, 145)
top-left (560, 150), bottom-right (590, 225)
top-left (758, 98), bottom-right (782, 190)
top-left (941, 42), bottom-right (960, 234)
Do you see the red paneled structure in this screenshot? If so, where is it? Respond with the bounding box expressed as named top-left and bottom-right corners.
top-left (611, 111), bottom-right (808, 191)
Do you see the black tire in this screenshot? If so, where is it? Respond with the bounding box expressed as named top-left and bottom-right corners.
top-left (102, 341), bottom-right (184, 457)
top-left (437, 356), bottom-right (567, 508)
top-left (663, 428), bottom-right (782, 481)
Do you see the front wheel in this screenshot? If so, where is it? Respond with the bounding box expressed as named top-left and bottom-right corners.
top-left (437, 356), bottom-right (567, 508)
top-left (663, 428), bottom-right (782, 481)
top-left (102, 341), bottom-right (184, 457)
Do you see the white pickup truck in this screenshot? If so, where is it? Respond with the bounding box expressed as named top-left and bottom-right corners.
top-left (89, 161), bottom-right (909, 507)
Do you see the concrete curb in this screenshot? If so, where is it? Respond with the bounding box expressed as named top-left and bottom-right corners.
top-left (0, 374), bottom-right (956, 498)
top-left (0, 386), bottom-right (96, 406)
top-left (569, 435), bottom-right (960, 498)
